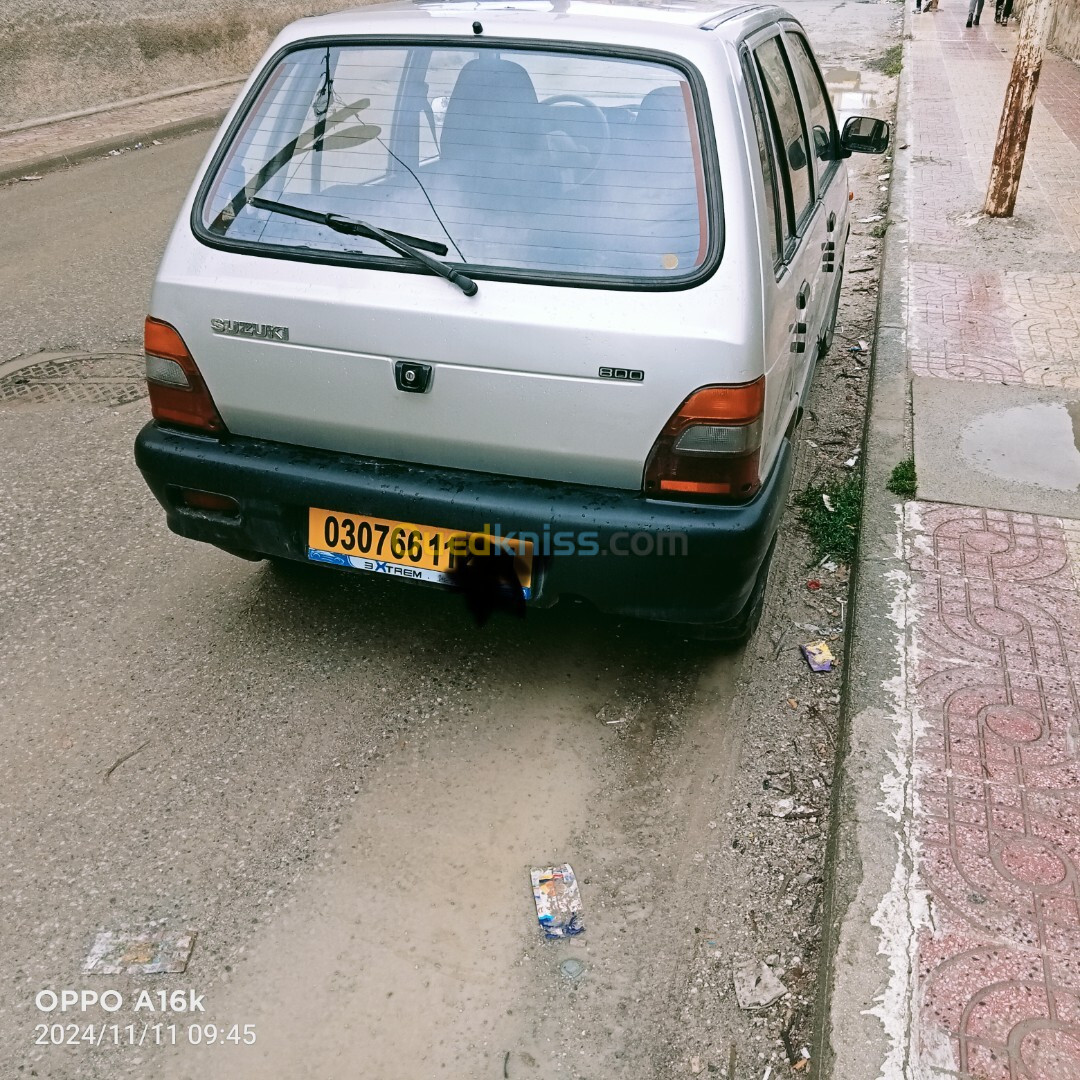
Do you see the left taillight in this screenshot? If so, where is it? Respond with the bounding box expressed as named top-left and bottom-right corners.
top-left (144, 316), bottom-right (226, 434)
top-left (643, 377), bottom-right (766, 502)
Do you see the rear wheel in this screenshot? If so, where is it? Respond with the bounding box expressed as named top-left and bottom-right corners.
top-left (265, 554), bottom-right (327, 579)
top-left (686, 535), bottom-right (777, 646)
top-left (216, 545), bottom-right (264, 562)
top-left (817, 264), bottom-right (844, 360)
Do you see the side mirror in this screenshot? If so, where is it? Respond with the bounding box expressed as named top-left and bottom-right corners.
top-left (840, 115), bottom-right (890, 156)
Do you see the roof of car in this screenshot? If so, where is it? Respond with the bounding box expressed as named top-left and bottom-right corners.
top-left (281, 1), bottom-right (789, 44)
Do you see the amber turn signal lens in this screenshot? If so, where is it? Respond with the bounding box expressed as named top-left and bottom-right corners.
top-left (144, 318), bottom-right (191, 365)
top-left (144, 316), bottom-right (227, 435)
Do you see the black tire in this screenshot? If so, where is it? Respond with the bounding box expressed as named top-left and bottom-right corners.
top-left (265, 554), bottom-right (323, 578)
top-left (216, 545), bottom-right (265, 562)
top-left (817, 264), bottom-right (844, 360)
top-left (687, 535), bottom-right (777, 646)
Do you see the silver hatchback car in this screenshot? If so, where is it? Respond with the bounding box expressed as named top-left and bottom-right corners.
top-left (134, 0), bottom-right (887, 640)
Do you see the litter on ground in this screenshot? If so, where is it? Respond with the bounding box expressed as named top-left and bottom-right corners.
top-left (83, 925), bottom-right (196, 975)
top-left (800, 641), bottom-right (835, 672)
top-left (733, 959), bottom-right (788, 1009)
top-left (531, 864), bottom-right (585, 938)
top-left (559, 957), bottom-right (586, 979)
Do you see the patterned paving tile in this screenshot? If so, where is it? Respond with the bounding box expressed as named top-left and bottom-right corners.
top-left (1002, 273), bottom-right (1080, 389)
top-left (852, 3), bottom-right (1080, 1074)
top-left (909, 264), bottom-right (1027, 383)
top-left (909, 503), bottom-right (1080, 1078)
top-left (909, 266), bottom-right (1080, 387)
top-left (905, 4), bottom-right (1080, 391)
top-left (906, 506), bottom-right (1074, 588)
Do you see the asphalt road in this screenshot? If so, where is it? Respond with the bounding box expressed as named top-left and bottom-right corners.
top-left (0, 118), bottom-right (745, 1080)
top-left (0, 135), bottom-right (216, 362)
top-left (0, 5), bottom-right (897, 1076)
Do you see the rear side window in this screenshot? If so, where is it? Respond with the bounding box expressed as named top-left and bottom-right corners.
top-left (742, 57), bottom-right (781, 267)
top-left (783, 32), bottom-right (837, 184)
top-left (753, 36), bottom-right (812, 234)
top-left (198, 43), bottom-right (714, 284)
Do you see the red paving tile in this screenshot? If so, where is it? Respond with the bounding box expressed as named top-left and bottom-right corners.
top-left (910, 503), bottom-right (1080, 1076)
top-left (903, 14), bottom-right (1080, 1064)
top-left (1040, 58), bottom-right (1080, 153)
top-left (906, 3), bottom-right (1080, 387)
top-left (908, 506), bottom-right (1074, 587)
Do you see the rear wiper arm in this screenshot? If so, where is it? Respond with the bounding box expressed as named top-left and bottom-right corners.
top-left (249, 197), bottom-right (478, 297)
top-left (253, 197), bottom-right (446, 253)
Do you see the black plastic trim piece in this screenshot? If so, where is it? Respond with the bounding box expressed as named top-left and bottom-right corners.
top-left (134, 423), bottom-right (793, 625)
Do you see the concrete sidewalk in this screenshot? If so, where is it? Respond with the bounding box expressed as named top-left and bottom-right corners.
top-left (0, 80), bottom-right (240, 184)
top-left (829, 4), bottom-right (1080, 1080)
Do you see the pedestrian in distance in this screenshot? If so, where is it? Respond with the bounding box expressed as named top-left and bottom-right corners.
top-left (966, 0), bottom-right (984, 25)
top-left (994, 0), bottom-right (1013, 23)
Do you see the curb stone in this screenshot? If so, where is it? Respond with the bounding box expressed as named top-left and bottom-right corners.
top-left (0, 110), bottom-right (228, 186)
top-left (815, 10), bottom-right (916, 1080)
top-left (0, 78), bottom-right (242, 138)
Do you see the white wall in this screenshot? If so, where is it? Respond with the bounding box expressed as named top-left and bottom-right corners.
top-left (1050, 0), bottom-right (1080, 62)
top-left (1010, 0), bottom-right (1080, 64)
top-left (0, 1), bottom-right (351, 125)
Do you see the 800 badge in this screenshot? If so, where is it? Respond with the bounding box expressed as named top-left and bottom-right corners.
top-left (598, 366), bottom-right (644, 382)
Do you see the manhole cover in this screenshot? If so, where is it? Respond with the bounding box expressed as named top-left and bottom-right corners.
top-left (0, 352), bottom-right (146, 408)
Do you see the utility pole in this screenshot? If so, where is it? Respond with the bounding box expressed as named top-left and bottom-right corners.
top-left (984, 0), bottom-right (1057, 216)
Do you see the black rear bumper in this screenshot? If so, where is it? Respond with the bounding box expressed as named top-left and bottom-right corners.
top-left (134, 423), bottom-right (793, 626)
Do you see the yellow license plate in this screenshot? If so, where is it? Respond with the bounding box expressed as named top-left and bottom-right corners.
top-left (306, 508), bottom-right (533, 597)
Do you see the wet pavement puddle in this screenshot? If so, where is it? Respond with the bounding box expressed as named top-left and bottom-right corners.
top-left (961, 401), bottom-right (1080, 491)
top-left (913, 375), bottom-right (1080, 519)
top-left (826, 67), bottom-right (880, 122)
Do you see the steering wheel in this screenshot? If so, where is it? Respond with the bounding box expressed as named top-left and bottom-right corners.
top-left (540, 94), bottom-right (611, 185)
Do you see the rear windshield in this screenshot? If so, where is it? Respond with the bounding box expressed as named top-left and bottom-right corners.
top-left (197, 42), bottom-right (713, 284)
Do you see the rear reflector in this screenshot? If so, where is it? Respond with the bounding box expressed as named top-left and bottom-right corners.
top-left (643, 378), bottom-right (765, 501)
top-left (144, 317), bottom-right (226, 435)
top-left (179, 489), bottom-right (239, 514)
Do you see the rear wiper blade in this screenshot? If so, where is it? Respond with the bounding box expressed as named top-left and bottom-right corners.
top-left (249, 197), bottom-right (478, 297)
top-left (252, 197), bottom-right (446, 254)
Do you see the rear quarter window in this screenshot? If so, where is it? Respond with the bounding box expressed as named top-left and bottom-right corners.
top-left (783, 31), bottom-right (838, 186)
top-left (753, 35), bottom-right (813, 233)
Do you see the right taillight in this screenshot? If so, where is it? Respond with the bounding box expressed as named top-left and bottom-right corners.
top-left (144, 316), bottom-right (227, 434)
top-left (643, 377), bottom-right (765, 501)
